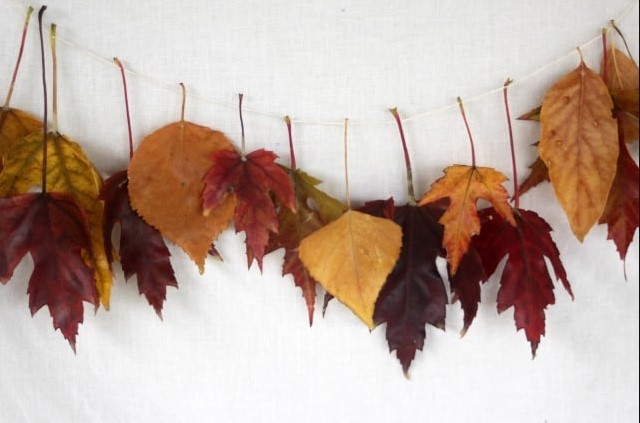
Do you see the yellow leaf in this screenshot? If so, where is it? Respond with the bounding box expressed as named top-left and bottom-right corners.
top-left (298, 209), bottom-right (402, 328)
top-left (0, 131), bottom-right (112, 307)
top-left (128, 121), bottom-right (236, 272)
top-left (0, 108), bottom-right (40, 167)
top-left (419, 164), bottom-right (515, 274)
top-left (540, 60), bottom-right (619, 241)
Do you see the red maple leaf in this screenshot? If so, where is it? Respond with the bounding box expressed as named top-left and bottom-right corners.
top-left (100, 170), bottom-right (178, 317)
top-left (473, 207), bottom-right (573, 356)
top-left (599, 137), bottom-right (639, 264)
top-left (202, 148), bottom-right (295, 270)
top-left (361, 197), bottom-right (447, 376)
top-left (0, 193), bottom-right (98, 350)
top-left (447, 245), bottom-right (487, 336)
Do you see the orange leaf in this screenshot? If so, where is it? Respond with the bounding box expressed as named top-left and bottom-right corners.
top-left (539, 60), bottom-right (618, 241)
top-left (419, 164), bottom-right (515, 274)
top-left (298, 209), bottom-right (402, 329)
top-left (603, 47), bottom-right (639, 143)
top-left (128, 121), bottom-right (236, 272)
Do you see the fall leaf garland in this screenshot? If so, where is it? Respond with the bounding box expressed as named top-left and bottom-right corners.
top-left (0, 5), bottom-right (638, 374)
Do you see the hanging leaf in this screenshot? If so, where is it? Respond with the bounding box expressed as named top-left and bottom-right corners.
top-left (419, 164), bottom-right (515, 274)
top-left (361, 198), bottom-right (446, 375)
top-left (0, 193), bottom-right (98, 350)
top-left (100, 170), bottom-right (178, 317)
top-left (473, 208), bottom-right (572, 356)
top-left (0, 131), bottom-right (111, 307)
top-left (128, 120), bottom-right (237, 273)
top-left (299, 209), bottom-right (402, 329)
top-left (598, 137), bottom-right (639, 263)
top-left (267, 166), bottom-right (346, 325)
top-left (448, 245), bottom-right (487, 336)
top-left (539, 59), bottom-right (619, 241)
top-left (202, 148), bottom-right (296, 270)
top-left (603, 47), bottom-right (639, 144)
top-left (0, 108), bottom-right (40, 166)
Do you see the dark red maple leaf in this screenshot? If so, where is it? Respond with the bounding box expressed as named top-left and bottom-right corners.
top-left (599, 136), bottom-right (639, 265)
top-left (447, 245), bottom-right (487, 336)
top-left (361, 197), bottom-right (447, 376)
top-left (473, 207), bottom-right (573, 356)
top-left (0, 192), bottom-right (98, 350)
top-left (100, 170), bottom-right (178, 317)
top-left (202, 148), bottom-right (295, 270)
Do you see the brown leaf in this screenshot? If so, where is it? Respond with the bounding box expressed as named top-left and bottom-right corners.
top-left (539, 60), bottom-right (618, 241)
top-left (128, 121), bottom-right (236, 272)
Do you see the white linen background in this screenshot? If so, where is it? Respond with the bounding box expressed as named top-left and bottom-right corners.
top-left (1, 0), bottom-right (638, 422)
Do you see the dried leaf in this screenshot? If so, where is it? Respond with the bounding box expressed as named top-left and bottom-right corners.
top-left (299, 209), bottom-right (402, 329)
top-left (128, 121), bottom-right (236, 272)
top-left (202, 148), bottom-right (295, 270)
top-left (0, 193), bottom-right (98, 350)
top-left (419, 164), bottom-right (515, 274)
top-left (0, 108), bottom-right (40, 167)
top-left (539, 60), bottom-right (618, 240)
top-left (267, 167), bottom-right (346, 325)
top-left (448, 245), bottom-right (487, 336)
top-left (473, 207), bottom-right (572, 356)
top-left (0, 131), bottom-right (111, 307)
top-left (100, 170), bottom-right (178, 317)
top-left (603, 47), bottom-right (639, 144)
top-left (599, 137), bottom-right (639, 262)
top-left (361, 198), bottom-right (446, 375)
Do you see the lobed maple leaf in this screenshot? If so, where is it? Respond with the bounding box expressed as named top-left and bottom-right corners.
top-left (473, 207), bottom-right (572, 356)
top-left (299, 209), bottom-right (402, 329)
top-left (419, 164), bottom-right (515, 274)
top-left (448, 245), bottom-right (487, 336)
top-left (100, 170), bottom-right (178, 317)
top-left (0, 131), bottom-right (112, 307)
top-left (361, 197), bottom-right (446, 375)
top-left (267, 167), bottom-right (346, 325)
top-left (128, 120), bottom-right (237, 273)
top-left (202, 148), bottom-right (296, 270)
top-left (598, 136), bottom-right (639, 263)
top-left (0, 192), bottom-right (98, 350)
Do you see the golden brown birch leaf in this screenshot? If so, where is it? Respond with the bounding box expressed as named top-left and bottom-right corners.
top-left (298, 209), bottom-right (402, 329)
top-left (539, 60), bottom-right (619, 241)
top-left (602, 48), bottom-right (639, 144)
top-left (128, 121), bottom-right (236, 272)
top-left (418, 164), bottom-right (515, 274)
top-left (0, 131), bottom-right (112, 307)
top-left (0, 108), bottom-right (40, 167)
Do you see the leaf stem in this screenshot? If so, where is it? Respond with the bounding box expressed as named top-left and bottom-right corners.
top-left (113, 58), bottom-right (134, 160)
top-left (343, 118), bottom-right (351, 209)
top-left (179, 82), bottom-right (186, 122)
top-left (238, 93), bottom-right (246, 156)
top-left (502, 79), bottom-right (519, 208)
top-left (284, 115), bottom-right (296, 170)
top-left (610, 20), bottom-right (637, 66)
top-left (50, 24), bottom-right (59, 134)
top-left (389, 108), bottom-right (416, 204)
top-left (37, 6), bottom-right (48, 194)
top-left (2, 6), bottom-right (34, 110)
top-left (457, 97), bottom-right (476, 167)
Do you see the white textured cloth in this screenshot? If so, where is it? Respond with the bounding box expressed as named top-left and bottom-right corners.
top-left (1, 0), bottom-right (638, 422)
